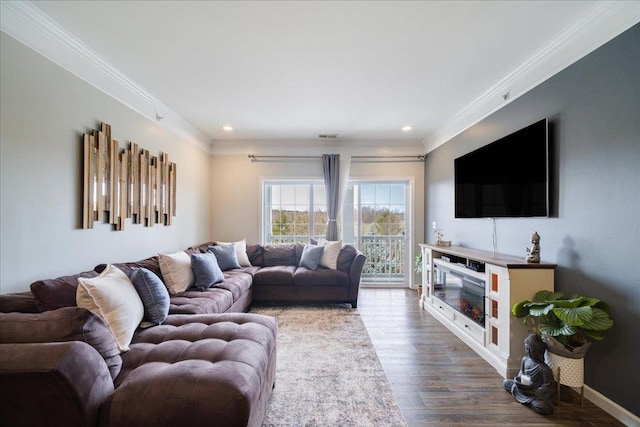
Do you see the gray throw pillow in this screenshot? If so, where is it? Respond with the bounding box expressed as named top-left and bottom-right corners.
top-left (299, 244), bottom-right (324, 270)
top-left (130, 267), bottom-right (170, 325)
top-left (208, 244), bottom-right (241, 271)
top-left (191, 252), bottom-right (225, 289)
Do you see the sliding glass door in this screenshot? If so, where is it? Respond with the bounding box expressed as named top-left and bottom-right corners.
top-left (343, 181), bottom-right (411, 287)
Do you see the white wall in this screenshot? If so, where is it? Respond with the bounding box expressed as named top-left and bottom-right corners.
top-left (0, 33), bottom-right (212, 294)
top-left (210, 152), bottom-right (425, 287)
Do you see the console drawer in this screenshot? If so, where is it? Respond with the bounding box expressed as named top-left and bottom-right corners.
top-left (453, 313), bottom-right (485, 345)
top-left (429, 297), bottom-right (456, 321)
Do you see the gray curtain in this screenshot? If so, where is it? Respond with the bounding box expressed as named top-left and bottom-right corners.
top-left (322, 154), bottom-right (340, 241)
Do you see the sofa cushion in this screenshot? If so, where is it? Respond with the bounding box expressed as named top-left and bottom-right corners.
top-left (293, 267), bottom-right (350, 287)
top-left (208, 244), bottom-right (241, 271)
top-left (0, 306), bottom-right (122, 379)
top-left (262, 244), bottom-right (297, 267)
top-left (336, 244), bottom-right (358, 272)
top-left (168, 270), bottom-right (253, 314)
top-left (159, 251), bottom-right (194, 294)
top-left (0, 291), bottom-right (40, 313)
top-left (30, 270), bottom-right (99, 312)
top-left (299, 244), bottom-right (324, 270)
top-left (216, 239), bottom-right (251, 267)
top-left (169, 288), bottom-right (235, 315)
top-left (216, 270), bottom-right (253, 302)
top-left (130, 268), bottom-right (170, 326)
top-left (320, 240), bottom-right (342, 269)
top-left (77, 265), bottom-right (144, 352)
top-left (95, 255), bottom-right (162, 281)
top-left (191, 252), bottom-right (224, 289)
top-left (253, 266), bottom-right (296, 286)
top-left (246, 244), bottom-right (263, 266)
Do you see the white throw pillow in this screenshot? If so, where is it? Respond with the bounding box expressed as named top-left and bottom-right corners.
top-left (76, 264), bottom-right (144, 352)
top-left (216, 239), bottom-right (251, 267)
top-left (320, 240), bottom-right (342, 269)
top-left (159, 251), bottom-right (194, 294)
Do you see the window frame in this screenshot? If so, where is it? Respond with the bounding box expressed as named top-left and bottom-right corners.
top-left (261, 179), bottom-right (328, 244)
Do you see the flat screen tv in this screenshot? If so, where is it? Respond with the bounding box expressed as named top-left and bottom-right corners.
top-left (454, 118), bottom-right (549, 218)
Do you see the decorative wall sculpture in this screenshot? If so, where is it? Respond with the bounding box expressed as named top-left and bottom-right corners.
top-left (82, 122), bottom-right (176, 231)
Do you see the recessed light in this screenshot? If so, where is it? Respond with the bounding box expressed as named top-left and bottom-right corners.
top-left (402, 126), bottom-right (412, 132)
top-left (222, 125), bottom-right (234, 132)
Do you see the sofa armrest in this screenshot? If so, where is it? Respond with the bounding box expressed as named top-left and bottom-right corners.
top-left (0, 341), bottom-right (114, 427)
top-left (0, 291), bottom-right (40, 313)
top-left (348, 252), bottom-right (366, 307)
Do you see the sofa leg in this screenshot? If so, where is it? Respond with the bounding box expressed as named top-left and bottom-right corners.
top-left (351, 301), bottom-right (357, 308)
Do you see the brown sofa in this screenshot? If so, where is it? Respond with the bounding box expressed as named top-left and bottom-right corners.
top-left (245, 242), bottom-right (366, 308)
top-left (0, 307), bottom-right (277, 427)
top-left (0, 241), bottom-right (365, 426)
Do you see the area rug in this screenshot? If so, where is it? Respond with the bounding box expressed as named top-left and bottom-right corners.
top-left (251, 305), bottom-right (407, 427)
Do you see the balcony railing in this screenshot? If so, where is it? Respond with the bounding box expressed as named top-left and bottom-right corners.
top-left (266, 234), bottom-right (407, 283)
top-left (360, 235), bottom-right (406, 283)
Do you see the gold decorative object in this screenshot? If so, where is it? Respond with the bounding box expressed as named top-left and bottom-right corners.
top-left (82, 122), bottom-right (176, 231)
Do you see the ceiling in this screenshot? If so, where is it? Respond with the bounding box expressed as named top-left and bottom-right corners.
top-left (3, 1), bottom-right (639, 153)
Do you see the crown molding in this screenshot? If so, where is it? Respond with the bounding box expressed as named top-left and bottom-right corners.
top-left (424, 1), bottom-right (640, 153)
top-left (211, 138), bottom-right (426, 157)
top-left (0, 0), bottom-right (213, 153)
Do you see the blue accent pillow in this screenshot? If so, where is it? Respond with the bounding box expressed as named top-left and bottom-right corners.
top-left (299, 244), bottom-right (324, 270)
top-left (130, 267), bottom-right (170, 325)
top-left (208, 244), bottom-right (241, 271)
top-left (191, 252), bottom-right (225, 289)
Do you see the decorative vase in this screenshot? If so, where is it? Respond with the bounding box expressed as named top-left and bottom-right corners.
top-left (544, 351), bottom-right (585, 405)
top-left (543, 339), bottom-right (588, 406)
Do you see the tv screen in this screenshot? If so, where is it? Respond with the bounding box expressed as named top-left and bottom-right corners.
top-left (454, 118), bottom-right (549, 218)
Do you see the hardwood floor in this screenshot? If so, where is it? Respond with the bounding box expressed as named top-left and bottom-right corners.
top-left (358, 288), bottom-right (624, 427)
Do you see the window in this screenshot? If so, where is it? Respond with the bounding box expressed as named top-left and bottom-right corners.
top-left (262, 181), bottom-right (327, 244)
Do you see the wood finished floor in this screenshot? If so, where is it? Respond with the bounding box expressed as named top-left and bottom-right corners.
top-left (358, 288), bottom-right (624, 427)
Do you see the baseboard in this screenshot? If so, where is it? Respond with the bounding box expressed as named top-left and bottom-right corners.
top-left (580, 385), bottom-right (640, 426)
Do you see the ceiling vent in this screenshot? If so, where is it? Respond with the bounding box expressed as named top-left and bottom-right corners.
top-left (318, 133), bottom-right (339, 139)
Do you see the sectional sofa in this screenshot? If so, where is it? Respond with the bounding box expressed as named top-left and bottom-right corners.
top-left (0, 240), bottom-right (365, 426)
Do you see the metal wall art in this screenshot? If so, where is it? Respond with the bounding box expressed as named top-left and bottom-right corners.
top-left (82, 122), bottom-right (176, 231)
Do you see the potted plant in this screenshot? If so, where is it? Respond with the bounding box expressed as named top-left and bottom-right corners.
top-left (511, 289), bottom-right (614, 358)
top-left (414, 252), bottom-right (423, 274)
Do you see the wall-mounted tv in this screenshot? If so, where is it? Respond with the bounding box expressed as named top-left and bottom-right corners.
top-left (454, 118), bottom-right (549, 218)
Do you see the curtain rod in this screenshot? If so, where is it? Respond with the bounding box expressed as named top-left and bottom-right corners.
top-left (248, 154), bottom-right (426, 163)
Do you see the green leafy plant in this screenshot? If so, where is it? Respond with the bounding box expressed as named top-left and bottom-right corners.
top-left (512, 289), bottom-right (613, 352)
top-left (414, 253), bottom-right (423, 274)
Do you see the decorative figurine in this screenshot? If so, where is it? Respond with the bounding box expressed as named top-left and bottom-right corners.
top-left (503, 334), bottom-right (556, 415)
top-left (434, 228), bottom-right (443, 242)
top-left (434, 228), bottom-right (451, 246)
top-left (525, 231), bottom-right (541, 263)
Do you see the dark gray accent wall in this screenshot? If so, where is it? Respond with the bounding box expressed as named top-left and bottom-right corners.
top-left (425, 24), bottom-right (639, 416)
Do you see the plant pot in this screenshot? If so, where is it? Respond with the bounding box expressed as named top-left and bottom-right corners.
top-left (543, 336), bottom-right (588, 405)
top-left (543, 335), bottom-right (591, 359)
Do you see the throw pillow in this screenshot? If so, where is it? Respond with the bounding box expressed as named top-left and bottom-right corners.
top-left (320, 240), bottom-right (342, 269)
top-left (191, 252), bottom-right (224, 289)
top-left (299, 244), bottom-right (324, 270)
top-left (76, 264), bottom-right (144, 352)
top-left (208, 244), bottom-right (241, 271)
top-left (158, 251), bottom-right (194, 294)
top-left (216, 239), bottom-right (251, 267)
top-left (130, 268), bottom-right (170, 326)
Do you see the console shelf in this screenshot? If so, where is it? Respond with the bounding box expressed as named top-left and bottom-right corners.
top-left (419, 243), bottom-right (556, 378)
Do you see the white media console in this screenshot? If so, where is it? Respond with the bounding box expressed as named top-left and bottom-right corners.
top-left (419, 243), bottom-right (556, 378)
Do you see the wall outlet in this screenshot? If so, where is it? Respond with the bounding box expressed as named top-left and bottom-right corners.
top-left (432, 221), bottom-right (437, 230)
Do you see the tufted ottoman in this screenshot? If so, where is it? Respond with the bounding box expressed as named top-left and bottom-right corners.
top-left (99, 313), bottom-right (277, 427)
